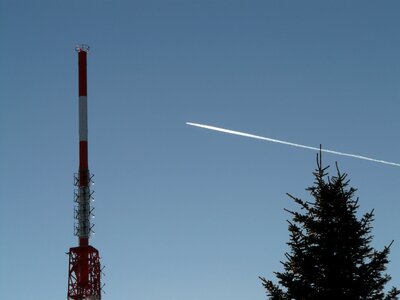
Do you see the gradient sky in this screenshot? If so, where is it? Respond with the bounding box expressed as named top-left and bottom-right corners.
top-left (1, 1), bottom-right (400, 299)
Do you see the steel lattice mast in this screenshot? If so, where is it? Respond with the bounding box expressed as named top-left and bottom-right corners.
top-left (67, 44), bottom-right (102, 300)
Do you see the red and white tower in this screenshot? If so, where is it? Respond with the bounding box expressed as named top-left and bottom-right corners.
top-left (67, 44), bottom-right (102, 300)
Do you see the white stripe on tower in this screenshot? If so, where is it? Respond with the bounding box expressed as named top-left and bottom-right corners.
top-left (79, 96), bottom-right (88, 141)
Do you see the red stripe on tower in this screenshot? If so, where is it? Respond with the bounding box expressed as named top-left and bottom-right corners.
top-left (78, 50), bottom-right (87, 97)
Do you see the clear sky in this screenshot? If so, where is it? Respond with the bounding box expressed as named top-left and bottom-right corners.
top-left (1, 1), bottom-right (400, 299)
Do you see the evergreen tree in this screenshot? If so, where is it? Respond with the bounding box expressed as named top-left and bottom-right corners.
top-left (260, 154), bottom-right (399, 300)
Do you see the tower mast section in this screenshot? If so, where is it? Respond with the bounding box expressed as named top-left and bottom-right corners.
top-left (77, 44), bottom-right (91, 247)
top-left (67, 44), bottom-right (102, 300)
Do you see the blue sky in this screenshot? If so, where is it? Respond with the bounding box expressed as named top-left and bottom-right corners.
top-left (1, 1), bottom-right (400, 299)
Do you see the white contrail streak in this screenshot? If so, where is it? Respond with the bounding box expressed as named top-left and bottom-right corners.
top-left (186, 122), bottom-right (400, 167)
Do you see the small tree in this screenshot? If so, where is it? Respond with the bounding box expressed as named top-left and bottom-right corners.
top-left (260, 154), bottom-right (399, 300)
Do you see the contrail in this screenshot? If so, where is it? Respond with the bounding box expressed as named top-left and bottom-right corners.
top-left (186, 122), bottom-right (400, 167)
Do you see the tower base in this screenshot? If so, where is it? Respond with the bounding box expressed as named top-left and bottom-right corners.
top-left (67, 245), bottom-right (101, 300)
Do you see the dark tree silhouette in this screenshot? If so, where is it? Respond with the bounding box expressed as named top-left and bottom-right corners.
top-left (260, 154), bottom-right (399, 300)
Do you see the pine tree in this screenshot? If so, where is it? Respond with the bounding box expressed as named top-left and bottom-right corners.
top-left (260, 154), bottom-right (399, 300)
